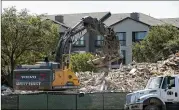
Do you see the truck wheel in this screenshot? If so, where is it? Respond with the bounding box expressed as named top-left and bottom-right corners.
top-left (144, 105), bottom-right (160, 110)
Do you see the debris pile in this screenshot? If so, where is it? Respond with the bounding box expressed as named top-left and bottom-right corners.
top-left (78, 53), bottom-right (179, 93)
top-left (1, 53), bottom-right (179, 95)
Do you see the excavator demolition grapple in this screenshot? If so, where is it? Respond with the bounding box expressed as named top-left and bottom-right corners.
top-left (13, 12), bottom-right (122, 91)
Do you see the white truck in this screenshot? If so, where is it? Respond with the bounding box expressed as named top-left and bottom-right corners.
top-left (124, 75), bottom-right (179, 110)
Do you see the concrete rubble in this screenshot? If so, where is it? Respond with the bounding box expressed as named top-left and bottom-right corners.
top-left (78, 53), bottom-right (179, 93)
top-left (1, 53), bottom-right (179, 95)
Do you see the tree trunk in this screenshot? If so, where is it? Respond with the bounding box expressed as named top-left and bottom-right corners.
top-left (9, 57), bottom-right (15, 88)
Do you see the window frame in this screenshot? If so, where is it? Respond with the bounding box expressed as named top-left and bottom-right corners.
top-left (162, 77), bottom-right (167, 89)
top-left (116, 32), bottom-right (126, 46)
top-left (73, 36), bottom-right (86, 47)
top-left (169, 77), bottom-right (175, 87)
top-left (95, 35), bottom-right (104, 47)
top-left (132, 31), bottom-right (147, 42)
top-left (161, 77), bottom-right (176, 89)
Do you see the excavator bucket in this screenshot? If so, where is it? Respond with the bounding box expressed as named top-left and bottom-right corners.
top-left (87, 56), bottom-right (121, 68)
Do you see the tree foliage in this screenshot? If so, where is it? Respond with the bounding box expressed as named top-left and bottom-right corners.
top-left (1, 7), bottom-right (59, 85)
top-left (70, 53), bottom-right (96, 72)
top-left (133, 25), bottom-right (179, 63)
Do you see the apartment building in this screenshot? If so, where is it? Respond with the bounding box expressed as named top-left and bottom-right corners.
top-left (47, 12), bottom-right (179, 68)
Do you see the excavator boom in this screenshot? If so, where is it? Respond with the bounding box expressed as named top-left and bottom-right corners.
top-left (55, 12), bottom-right (121, 68)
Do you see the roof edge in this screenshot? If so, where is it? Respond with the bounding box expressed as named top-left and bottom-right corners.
top-left (48, 11), bottom-right (109, 16)
top-left (45, 18), bottom-right (69, 28)
top-left (109, 17), bottom-right (151, 27)
top-left (150, 23), bottom-right (179, 29)
top-left (159, 17), bottom-right (179, 19)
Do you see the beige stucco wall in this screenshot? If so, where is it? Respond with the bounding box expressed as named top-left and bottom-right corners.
top-left (112, 19), bottom-right (150, 64)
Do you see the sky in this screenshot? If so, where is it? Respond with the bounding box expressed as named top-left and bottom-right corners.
top-left (2, 1), bottom-right (179, 18)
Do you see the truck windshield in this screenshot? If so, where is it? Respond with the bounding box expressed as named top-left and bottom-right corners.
top-left (146, 77), bottom-right (163, 89)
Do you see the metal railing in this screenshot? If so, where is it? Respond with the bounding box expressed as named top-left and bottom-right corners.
top-left (2, 92), bottom-right (129, 110)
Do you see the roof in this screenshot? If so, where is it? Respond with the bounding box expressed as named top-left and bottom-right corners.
top-left (47, 12), bottom-right (109, 27)
top-left (160, 18), bottom-right (179, 28)
top-left (45, 18), bottom-right (69, 28)
top-left (46, 12), bottom-right (179, 28)
top-left (110, 17), bottom-right (151, 27)
top-left (104, 12), bottom-right (166, 26)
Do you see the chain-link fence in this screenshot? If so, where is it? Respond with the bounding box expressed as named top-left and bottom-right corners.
top-left (2, 92), bottom-right (129, 110)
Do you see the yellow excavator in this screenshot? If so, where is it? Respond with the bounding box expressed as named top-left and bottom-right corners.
top-left (13, 12), bottom-right (121, 91)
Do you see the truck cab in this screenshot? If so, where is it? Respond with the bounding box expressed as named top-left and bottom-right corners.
top-left (124, 75), bottom-right (179, 110)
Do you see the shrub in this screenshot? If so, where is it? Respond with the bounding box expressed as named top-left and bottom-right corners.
top-left (70, 53), bottom-right (96, 72)
top-left (133, 24), bottom-right (179, 63)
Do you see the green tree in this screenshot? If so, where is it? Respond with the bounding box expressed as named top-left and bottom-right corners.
top-left (70, 53), bottom-right (96, 72)
top-left (133, 24), bottom-right (179, 63)
top-left (1, 6), bottom-right (59, 86)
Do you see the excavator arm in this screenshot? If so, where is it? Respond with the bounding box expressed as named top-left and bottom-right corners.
top-left (55, 12), bottom-right (121, 69)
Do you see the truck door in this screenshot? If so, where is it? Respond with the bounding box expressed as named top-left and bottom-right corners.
top-left (160, 76), bottom-right (179, 103)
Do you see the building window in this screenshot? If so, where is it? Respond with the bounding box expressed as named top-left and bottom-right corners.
top-left (95, 35), bottom-right (104, 47)
top-left (111, 50), bottom-right (126, 65)
top-left (132, 31), bottom-right (147, 42)
top-left (111, 59), bottom-right (120, 65)
top-left (73, 37), bottom-right (85, 47)
top-left (116, 32), bottom-right (126, 46)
